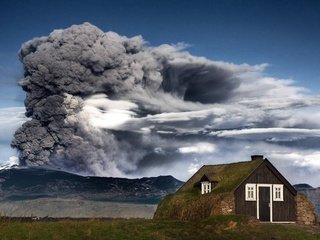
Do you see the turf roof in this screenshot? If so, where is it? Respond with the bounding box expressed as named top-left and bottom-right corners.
top-left (179, 158), bottom-right (264, 194)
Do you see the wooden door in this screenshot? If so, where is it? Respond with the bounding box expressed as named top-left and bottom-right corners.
top-left (259, 187), bottom-right (270, 221)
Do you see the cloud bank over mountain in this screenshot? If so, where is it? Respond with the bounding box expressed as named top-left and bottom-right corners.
top-left (11, 23), bottom-right (320, 184)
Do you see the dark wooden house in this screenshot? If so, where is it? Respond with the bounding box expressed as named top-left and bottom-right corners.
top-left (155, 155), bottom-right (317, 224)
top-left (234, 155), bottom-right (296, 222)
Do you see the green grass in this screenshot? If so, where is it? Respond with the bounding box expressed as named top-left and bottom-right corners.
top-left (154, 189), bottom-right (234, 220)
top-left (0, 215), bottom-right (319, 240)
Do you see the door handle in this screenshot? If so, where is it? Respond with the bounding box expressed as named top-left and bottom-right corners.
top-left (268, 202), bottom-right (270, 208)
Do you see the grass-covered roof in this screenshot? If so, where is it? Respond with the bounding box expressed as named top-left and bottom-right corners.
top-left (179, 158), bottom-right (264, 194)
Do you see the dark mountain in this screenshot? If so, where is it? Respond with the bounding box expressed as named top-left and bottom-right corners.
top-left (294, 184), bottom-right (320, 217)
top-left (0, 167), bottom-right (184, 204)
top-left (294, 183), bottom-right (314, 191)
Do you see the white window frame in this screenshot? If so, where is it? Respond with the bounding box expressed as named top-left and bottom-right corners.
top-left (201, 181), bottom-right (211, 194)
top-left (273, 184), bottom-right (284, 201)
top-left (245, 183), bottom-right (256, 201)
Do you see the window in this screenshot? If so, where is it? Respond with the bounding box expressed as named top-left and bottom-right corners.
top-left (273, 184), bottom-right (284, 201)
top-left (245, 184), bottom-right (256, 201)
top-left (201, 181), bottom-right (211, 194)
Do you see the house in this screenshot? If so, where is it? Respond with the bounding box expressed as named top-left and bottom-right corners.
top-left (154, 155), bottom-right (317, 224)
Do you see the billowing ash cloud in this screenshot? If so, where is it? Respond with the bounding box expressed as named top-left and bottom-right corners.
top-left (11, 23), bottom-right (320, 184)
top-left (11, 23), bottom-right (245, 175)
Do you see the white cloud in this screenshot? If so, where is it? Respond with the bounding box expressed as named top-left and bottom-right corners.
top-left (0, 144), bottom-right (18, 165)
top-left (188, 162), bottom-right (201, 175)
top-left (0, 107), bottom-right (26, 140)
top-left (154, 147), bottom-right (165, 154)
top-left (210, 128), bottom-right (320, 139)
top-left (178, 142), bottom-right (216, 154)
top-left (270, 151), bottom-right (320, 170)
top-left (0, 156), bottom-right (19, 170)
top-left (80, 94), bottom-right (138, 130)
top-left (0, 107), bottom-right (27, 164)
top-left (144, 108), bottom-right (213, 123)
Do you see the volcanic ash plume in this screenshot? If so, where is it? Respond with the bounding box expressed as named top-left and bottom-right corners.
top-left (11, 22), bottom-right (254, 176)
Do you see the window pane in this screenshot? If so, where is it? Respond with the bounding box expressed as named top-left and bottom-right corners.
top-left (246, 184), bottom-right (256, 201)
top-left (273, 185), bottom-right (283, 201)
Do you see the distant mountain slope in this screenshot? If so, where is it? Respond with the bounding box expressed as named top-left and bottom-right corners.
top-left (0, 167), bottom-right (184, 204)
top-left (294, 184), bottom-right (314, 191)
top-left (294, 184), bottom-right (320, 217)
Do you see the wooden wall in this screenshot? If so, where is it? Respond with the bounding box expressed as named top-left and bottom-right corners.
top-left (234, 161), bottom-right (296, 221)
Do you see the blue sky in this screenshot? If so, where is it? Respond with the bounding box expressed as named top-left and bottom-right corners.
top-left (1, 0), bottom-right (320, 184)
top-left (1, 0), bottom-right (320, 99)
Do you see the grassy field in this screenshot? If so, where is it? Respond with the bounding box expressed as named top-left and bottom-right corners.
top-left (0, 215), bottom-right (320, 240)
top-left (0, 199), bottom-right (157, 219)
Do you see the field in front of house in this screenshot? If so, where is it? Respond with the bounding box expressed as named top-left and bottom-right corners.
top-left (0, 199), bottom-right (157, 219)
top-left (0, 215), bottom-right (320, 240)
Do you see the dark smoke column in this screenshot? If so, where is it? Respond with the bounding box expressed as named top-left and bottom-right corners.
top-left (11, 23), bottom-right (155, 175)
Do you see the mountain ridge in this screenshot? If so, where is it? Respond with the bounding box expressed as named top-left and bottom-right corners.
top-left (0, 167), bottom-right (184, 204)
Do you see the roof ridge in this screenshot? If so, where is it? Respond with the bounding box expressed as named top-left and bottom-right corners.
top-left (201, 159), bottom-right (254, 167)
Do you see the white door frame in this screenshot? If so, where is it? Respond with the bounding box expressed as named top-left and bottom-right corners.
top-left (256, 184), bottom-right (273, 222)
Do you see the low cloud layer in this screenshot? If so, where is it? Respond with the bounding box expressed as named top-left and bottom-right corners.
top-left (11, 23), bottom-right (320, 185)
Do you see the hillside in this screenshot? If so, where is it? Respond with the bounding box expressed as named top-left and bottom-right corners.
top-left (0, 167), bottom-right (183, 204)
